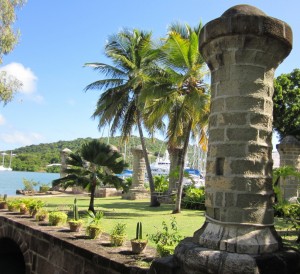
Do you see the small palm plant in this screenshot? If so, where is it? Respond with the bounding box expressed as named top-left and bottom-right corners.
top-left (110, 222), bottom-right (127, 246)
top-left (52, 140), bottom-right (128, 213)
top-left (86, 210), bottom-right (104, 239)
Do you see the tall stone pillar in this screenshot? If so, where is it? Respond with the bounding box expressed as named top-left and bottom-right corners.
top-left (122, 145), bottom-right (149, 200)
top-left (277, 135), bottom-right (300, 200)
top-left (150, 5), bottom-right (300, 274)
top-left (194, 4), bottom-right (293, 254)
top-left (60, 148), bottom-right (72, 178)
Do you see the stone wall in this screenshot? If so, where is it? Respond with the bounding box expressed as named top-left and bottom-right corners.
top-left (0, 211), bottom-right (154, 274)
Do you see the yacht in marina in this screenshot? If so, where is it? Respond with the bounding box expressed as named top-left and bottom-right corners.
top-left (0, 152), bottom-right (14, 171)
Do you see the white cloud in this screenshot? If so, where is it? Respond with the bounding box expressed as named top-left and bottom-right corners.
top-left (0, 114), bottom-right (5, 125)
top-left (0, 130), bottom-right (44, 147)
top-left (0, 62), bottom-right (38, 94)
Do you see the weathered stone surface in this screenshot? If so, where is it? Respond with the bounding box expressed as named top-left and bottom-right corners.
top-left (171, 4), bottom-right (297, 274)
top-left (277, 136), bottom-right (300, 200)
top-left (0, 212), bottom-right (155, 274)
top-left (122, 145), bottom-right (149, 200)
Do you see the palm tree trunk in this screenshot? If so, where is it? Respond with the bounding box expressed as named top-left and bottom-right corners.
top-left (173, 121), bottom-right (192, 214)
top-left (136, 109), bottom-right (160, 207)
top-left (89, 177), bottom-right (96, 213)
top-left (168, 146), bottom-right (183, 194)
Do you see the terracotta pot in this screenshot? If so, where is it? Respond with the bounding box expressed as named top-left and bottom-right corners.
top-left (131, 240), bottom-right (148, 254)
top-left (0, 201), bottom-right (8, 209)
top-left (87, 225), bottom-right (102, 239)
top-left (69, 221), bottom-right (83, 232)
top-left (110, 235), bottom-right (126, 246)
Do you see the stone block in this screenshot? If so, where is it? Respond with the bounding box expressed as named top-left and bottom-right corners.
top-left (230, 64), bottom-right (265, 83)
top-left (231, 177), bottom-right (273, 192)
top-left (208, 128), bottom-right (225, 143)
top-left (225, 96), bottom-right (265, 112)
top-left (215, 192), bottom-right (224, 207)
top-left (222, 207), bottom-right (244, 223)
top-left (248, 144), bottom-right (271, 161)
top-left (236, 193), bottom-right (270, 208)
top-left (227, 127), bottom-right (258, 142)
top-left (218, 112), bottom-right (247, 126)
top-left (231, 159), bottom-right (265, 175)
top-left (242, 207), bottom-right (274, 225)
top-left (210, 97), bottom-right (225, 113)
top-left (225, 192), bottom-right (235, 207)
top-left (250, 113), bottom-right (271, 129)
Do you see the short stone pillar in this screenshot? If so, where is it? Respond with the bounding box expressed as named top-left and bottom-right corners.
top-left (122, 145), bottom-right (149, 200)
top-left (277, 135), bottom-right (300, 200)
top-left (150, 5), bottom-right (300, 274)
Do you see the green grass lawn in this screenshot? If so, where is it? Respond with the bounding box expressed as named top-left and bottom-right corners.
top-left (41, 195), bottom-right (205, 244)
top-left (38, 194), bottom-right (299, 251)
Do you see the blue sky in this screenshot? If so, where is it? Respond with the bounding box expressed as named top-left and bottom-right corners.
top-left (0, 0), bottom-right (299, 151)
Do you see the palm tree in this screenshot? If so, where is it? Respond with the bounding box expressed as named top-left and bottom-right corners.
top-left (52, 140), bottom-right (128, 213)
top-left (84, 29), bottom-right (160, 207)
top-left (141, 22), bottom-right (210, 213)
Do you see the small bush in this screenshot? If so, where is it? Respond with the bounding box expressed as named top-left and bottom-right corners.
top-left (154, 175), bottom-right (169, 193)
top-left (148, 217), bottom-right (183, 257)
top-left (22, 178), bottom-right (39, 192)
top-left (182, 186), bottom-right (205, 210)
top-left (49, 211), bottom-right (68, 226)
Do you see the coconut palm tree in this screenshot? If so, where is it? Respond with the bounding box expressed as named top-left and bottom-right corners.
top-left (84, 29), bottom-right (160, 207)
top-left (141, 22), bottom-right (210, 213)
top-left (52, 140), bottom-right (128, 213)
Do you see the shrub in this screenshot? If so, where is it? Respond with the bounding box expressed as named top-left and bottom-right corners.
top-left (22, 178), bottom-right (39, 192)
top-left (278, 203), bottom-right (300, 243)
top-left (148, 217), bottom-right (183, 257)
top-left (182, 186), bottom-right (205, 210)
top-left (154, 175), bottom-right (169, 193)
top-left (49, 211), bottom-right (68, 226)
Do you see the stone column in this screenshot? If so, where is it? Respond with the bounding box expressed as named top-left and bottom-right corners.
top-left (277, 136), bottom-right (300, 201)
top-left (60, 148), bottom-right (72, 178)
top-left (196, 3), bottom-right (292, 254)
top-left (122, 145), bottom-right (149, 200)
top-left (150, 5), bottom-right (299, 274)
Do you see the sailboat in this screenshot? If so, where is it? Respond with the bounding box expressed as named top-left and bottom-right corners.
top-left (0, 151), bottom-right (13, 171)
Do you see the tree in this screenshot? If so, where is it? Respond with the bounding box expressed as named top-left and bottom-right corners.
top-left (273, 68), bottom-right (300, 140)
top-left (52, 140), bottom-right (128, 213)
top-left (84, 29), bottom-right (160, 206)
top-left (0, 0), bottom-right (26, 104)
top-left (142, 22), bottom-right (210, 213)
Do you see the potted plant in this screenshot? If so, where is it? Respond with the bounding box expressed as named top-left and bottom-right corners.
top-left (110, 222), bottom-right (126, 246)
top-left (131, 222), bottom-right (148, 254)
top-left (7, 199), bottom-right (21, 212)
top-left (0, 194), bottom-right (8, 209)
top-left (19, 198), bottom-right (31, 215)
top-left (28, 199), bottom-right (45, 218)
top-left (49, 211), bottom-right (68, 226)
top-left (35, 209), bottom-right (49, 222)
top-left (68, 198), bottom-right (84, 232)
top-left (86, 210), bottom-right (104, 239)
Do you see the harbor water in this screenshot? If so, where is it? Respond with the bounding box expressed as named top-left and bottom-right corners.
top-left (0, 171), bottom-right (59, 197)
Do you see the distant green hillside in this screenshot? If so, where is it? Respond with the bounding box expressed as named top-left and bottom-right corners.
top-left (9, 136), bottom-right (168, 172)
